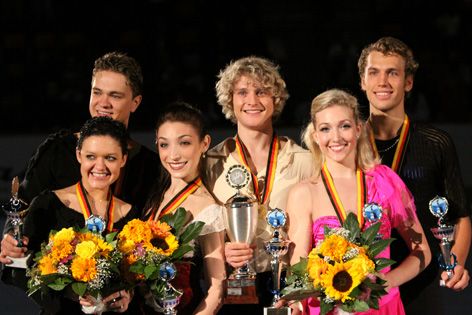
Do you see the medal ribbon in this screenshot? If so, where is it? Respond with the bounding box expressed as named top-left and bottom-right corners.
top-left (149, 177), bottom-right (202, 221)
top-left (320, 164), bottom-right (366, 227)
top-left (235, 133), bottom-right (279, 204)
top-left (369, 114), bottom-right (410, 173)
top-left (76, 181), bottom-right (115, 232)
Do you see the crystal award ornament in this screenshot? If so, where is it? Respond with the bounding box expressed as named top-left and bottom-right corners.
top-left (223, 164), bottom-right (259, 304)
top-left (429, 196), bottom-right (457, 282)
top-left (157, 262), bottom-right (182, 315)
top-left (85, 215), bottom-right (106, 234)
top-left (264, 208), bottom-right (291, 315)
top-left (1, 177), bottom-right (31, 268)
top-left (363, 202), bottom-right (384, 240)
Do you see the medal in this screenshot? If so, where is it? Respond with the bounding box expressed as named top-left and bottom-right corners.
top-left (76, 181), bottom-right (115, 233)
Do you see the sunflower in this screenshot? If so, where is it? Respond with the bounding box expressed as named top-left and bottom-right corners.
top-left (50, 241), bottom-right (74, 262)
top-left (148, 234), bottom-right (179, 256)
top-left (317, 234), bottom-right (349, 262)
top-left (307, 251), bottom-right (329, 287)
top-left (321, 261), bottom-right (364, 302)
top-left (71, 257), bottom-right (97, 282)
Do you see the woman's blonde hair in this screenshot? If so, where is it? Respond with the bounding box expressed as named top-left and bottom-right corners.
top-left (215, 56), bottom-right (289, 123)
top-left (301, 89), bottom-right (378, 177)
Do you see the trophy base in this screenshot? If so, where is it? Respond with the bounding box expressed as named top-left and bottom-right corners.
top-left (6, 252), bottom-right (31, 269)
top-left (264, 306), bottom-right (292, 315)
top-left (224, 278), bottom-right (259, 304)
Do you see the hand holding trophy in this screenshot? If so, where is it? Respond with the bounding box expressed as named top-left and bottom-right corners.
top-left (1, 177), bottom-right (31, 268)
top-left (429, 196), bottom-right (457, 286)
top-left (223, 165), bottom-right (259, 304)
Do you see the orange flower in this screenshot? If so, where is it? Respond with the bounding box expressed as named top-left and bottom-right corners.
top-left (71, 257), bottom-right (97, 282)
top-left (149, 220), bottom-right (172, 238)
top-left (38, 255), bottom-right (57, 275)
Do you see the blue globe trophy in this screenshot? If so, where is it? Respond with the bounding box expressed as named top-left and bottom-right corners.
top-left (429, 196), bottom-right (457, 284)
top-left (264, 208), bottom-right (291, 315)
top-left (1, 177), bottom-right (31, 268)
top-left (363, 202), bottom-right (383, 240)
top-left (157, 262), bottom-right (182, 315)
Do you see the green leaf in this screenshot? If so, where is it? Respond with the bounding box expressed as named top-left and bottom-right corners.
top-left (343, 213), bottom-right (360, 241)
top-left (105, 231), bottom-right (118, 243)
top-left (320, 299), bottom-right (334, 315)
top-left (71, 282), bottom-right (87, 296)
top-left (375, 258), bottom-right (396, 271)
top-left (352, 300), bottom-right (370, 312)
top-left (289, 257), bottom-right (308, 277)
top-left (171, 244), bottom-right (193, 260)
top-left (368, 238), bottom-right (394, 257)
top-left (144, 265), bottom-right (159, 280)
top-left (361, 222), bottom-right (381, 244)
top-left (130, 261), bottom-right (145, 274)
top-left (179, 221), bottom-right (205, 244)
top-left (161, 207), bottom-right (187, 234)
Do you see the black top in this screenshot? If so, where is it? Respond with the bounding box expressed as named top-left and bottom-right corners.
top-left (22, 190), bottom-right (140, 315)
top-left (18, 129), bottom-right (160, 213)
top-left (377, 122), bottom-right (470, 312)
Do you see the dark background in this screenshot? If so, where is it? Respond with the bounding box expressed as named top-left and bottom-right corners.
top-left (1, 0), bottom-right (472, 135)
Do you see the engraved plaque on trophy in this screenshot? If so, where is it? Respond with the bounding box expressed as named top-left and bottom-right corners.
top-left (223, 165), bottom-right (259, 304)
top-left (264, 208), bottom-right (291, 315)
top-left (1, 177), bottom-right (31, 268)
top-left (429, 196), bottom-right (457, 284)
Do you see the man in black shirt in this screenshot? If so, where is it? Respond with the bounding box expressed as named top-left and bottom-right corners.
top-left (358, 36), bottom-right (470, 314)
top-left (1, 52), bottom-right (159, 264)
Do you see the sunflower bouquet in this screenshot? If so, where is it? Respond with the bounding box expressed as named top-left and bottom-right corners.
top-left (117, 207), bottom-right (204, 305)
top-left (282, 213), bottom-right (395, 315)
top-left (26, 227), bottom-right (123, 312)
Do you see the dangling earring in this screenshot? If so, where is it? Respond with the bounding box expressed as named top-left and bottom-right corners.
top-left (202, 151), bottom-right (207, 159)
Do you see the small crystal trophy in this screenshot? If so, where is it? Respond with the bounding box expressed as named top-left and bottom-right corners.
top-left (223, 164), bottom-right (259, 304)
top-left (1, 177), bottom-right (31, 268)
top-left (158, 262), bottom-right (182, 315)
top-left (429, 196), bottom-right (457, 284)
top-left (264, 208), bottom-right (291, 315)
top-left (363, 202), bottom-right (383, 240)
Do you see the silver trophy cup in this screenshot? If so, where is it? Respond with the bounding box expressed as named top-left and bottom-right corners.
top-left (264, 208), bottom-right (291, 315)
top-left (158, 262), bottom-right (182, 315)
top-left (224, 165), bottom-right (258, 279)
top-left (1, 177), bottom-right (31, 268)
top-left (429, 196), bottom-right (457, 283)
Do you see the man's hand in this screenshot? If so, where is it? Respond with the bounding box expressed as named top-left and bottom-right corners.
top-left (224, 242), bottom-right (254, 268)
top-left (0, 233), bottom-right (29, 264)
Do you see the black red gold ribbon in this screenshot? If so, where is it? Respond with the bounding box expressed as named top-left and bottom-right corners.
top-left (76, 180), bottom-right (115, 232)
top-left (369, 114), bottom-right (410, 173)
top-left (148, 177), bottom-right (202, 221)
top-left (321, 164), bottom-right (366, 227)
top-left (235, 133), bottom-right (279, 204)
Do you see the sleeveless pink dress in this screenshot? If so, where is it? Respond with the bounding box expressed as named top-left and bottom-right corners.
top-left (305, 165), bottom-right (416, 315)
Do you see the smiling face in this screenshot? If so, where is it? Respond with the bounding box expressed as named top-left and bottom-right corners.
top-left (89, 70), bottom-right (142, 127)
top-left (232, 75), bottom-right (274, 131)
top-left (313, 105), bottom-right (361, 165)
top-left (360, 51), bottom-right (413, 116)
top-left (156, 121), bottom-right (210, 182)
top-left (76, 135), bottom-right (127, 191)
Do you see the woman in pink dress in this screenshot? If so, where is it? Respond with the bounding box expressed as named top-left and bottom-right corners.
top-left (286, 89), bottom-right (431, 314)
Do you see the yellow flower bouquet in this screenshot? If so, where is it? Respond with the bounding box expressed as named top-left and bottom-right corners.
top-left (117, 208), bottom-right (204, 307)
top-left (282, 213), bottom-right (394, 315)
top-left (27, 227), bottom-right (122, 305)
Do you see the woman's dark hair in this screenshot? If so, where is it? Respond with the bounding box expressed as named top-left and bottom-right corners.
top-left (144, 102), bottom-right (215, 218)
top-left (77, 116), bottom-right (129, 155)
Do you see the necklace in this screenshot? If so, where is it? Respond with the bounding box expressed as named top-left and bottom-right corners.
top-left (377, 137), bottom-right (400, 153)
